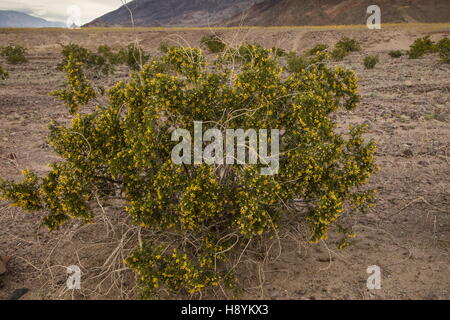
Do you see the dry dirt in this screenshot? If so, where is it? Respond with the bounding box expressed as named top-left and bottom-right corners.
top-left (0, 25), bottom-right (449, 300)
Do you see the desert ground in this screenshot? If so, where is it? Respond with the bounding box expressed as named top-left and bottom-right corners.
top-left (0, 24), bottom-right (449, 300)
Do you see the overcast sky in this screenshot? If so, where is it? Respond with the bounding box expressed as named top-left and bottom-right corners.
top-left (0, 0), bottom-right (129, 24)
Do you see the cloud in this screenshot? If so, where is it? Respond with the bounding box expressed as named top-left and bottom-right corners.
top-left (0, 0), bottom-right (127, 24)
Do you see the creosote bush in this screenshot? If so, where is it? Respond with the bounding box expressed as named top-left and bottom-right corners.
top-left (335, 37), bottom-right (361, 53)
top-left (286, 49), bottom-right (329, 74)
top-left (330, 46), bottom-right (348, 61)
top-left (0, 44), bottom-right (377, 298)
top-left (304, 44), bottom-right (329, 56)
top-left (1, 45), bottom-right (28, 65)
top-left (58, 43), bottom-right (149, 74)
top-left (331, 37), bottom-right (360, 61)
top-left (58, 43), bottom-right (123, 75)
top-left (0, 65), bottom-right (8, 80)
top-left (119, 43), bottom-right (150, 71)
top-left (201, 35), bottom-right (226, 53)
top-left (408, 36), bottom-right (435, 59)
top-left (364, 55), bottom-right (379, 69)
top-left (271, 47), bottom-right (287, 57)
top-left (388, 50), bottom-right (403, 58)
top-left (159, 42), bottom-right (179, 53)
top-left (50, 55), bottom-right (96, 113)
top-left (435, 37), bottom-right (450, 63)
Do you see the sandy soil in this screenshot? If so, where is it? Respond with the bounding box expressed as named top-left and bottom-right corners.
top-left (0, 25), bottom-right (449, 300)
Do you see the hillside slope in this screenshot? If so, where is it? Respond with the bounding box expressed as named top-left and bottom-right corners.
top-left (86, 0), bottom-right (265, 27)
top-left (86, 0), bottom-right (450, 27)
top-left (224, 0), bottom-right (450, 26)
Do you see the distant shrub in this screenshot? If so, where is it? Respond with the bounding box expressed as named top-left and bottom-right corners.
top-left (1, 45), bottom-right (28, 65)
top-left (331, 47), bottom-right (349, 61)
top-left (435, 37), bottom-right (450, 63)
top-left (335, 37), bottom-right (361, 53)
top-left (271, 47), bottom-right (287, 57)
top-left (97, 44), bottom-right (125, 65)
top-left (0, 65), bottom-right (8, 80)
top-left (388, 50), bottom-right (403, 58)
top-left (364, 55), bottom-right (379, 69)
top-left (119, 44), bottom-right (150, 71)
top-left (287, 49), bottom-right (330, 73)
top-left (304, 44), bottom-right (329, 56)
top-left (58, 43), bottom-right (116, 75)
top-left (236, 43), bottom-right (270, 63)
top-left (159, 42), bottom-right (179, 53)
top-left (286, 52), bottom-right (307, 73)
top-left (408, 36), bottom-right (435, 59)
top-left (201, 35), bottom-right (226, 53)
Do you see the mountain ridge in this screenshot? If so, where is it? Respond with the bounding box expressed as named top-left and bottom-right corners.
top-left (85, 0), bottom-right (450, 27)
top-left (0, 10), bottom-right (65, 28)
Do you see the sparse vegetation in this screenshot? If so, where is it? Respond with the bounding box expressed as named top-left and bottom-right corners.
top-left (304, 44), bottom-right (329, 56)
top-left (435, 37), bottom-right (450, 63)
top-left (331, 46), bottom-right (348, 61)
top-left (119, 43), bottom-right (150, 71)
top-left (389, 50), bottom-right (403, 58)
top-left (364, 55), bottom-right (379, 69)
top-left (286, 48), bottom-right (329, 73)
top-left (335, 37), bottom-right (361, 53)
top-left (201, 34), bottom-right (226, 53)
top-left (57, 43), bottom-right (119, 75)
top-left (286, 52), bottom-right (307, 73)
top-left (1, 45), bottom-right (28, 65)
top-left (330, 37), bottom-right (361, 61)
top-left (272, 47), bottom-right (287, 57)
top-left (159, 42), bottom-right (179, 53)
top-left (0, 44), bottom-right (377, 299)
top-left (408, 36), bottom-right (435, 59)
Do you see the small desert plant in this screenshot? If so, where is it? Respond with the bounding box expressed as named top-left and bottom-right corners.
top-left (201, 34), bottom-right (226, 53)
top-left (97, 44), bottom-right (125, 65)
top-left (435, 37), bottom-right (450, 63)
top-left (286, 52), bottom-right (308, 73)
top-left (119, 44), bottom-right (150, 71)
top-left (408, 36), bottom-right (435, 59)
top-left (330, 37), bottom-right (361, 61)
top-left (159, 42), bottom-right (179, 53)
top-left (1, 44), bottom-right (377, 299)
top-left (364, 55), bottom-right (379, 69)
top-left (58, 43), bottom-right (121, 75)
top-left (271, 47), bottom-right (287, 57)
top-left (1, 45), bottom-right (28, 65)
top-left (0, 65), bottom-right (8, 80)
top-left (335, 37), bottom-right (361, 53)
top-left (331, 46), bottom-right (349, 61)
top-left (388, 50), bottom-right (403, 58)
top-left (304, 44), bottom-right (329, 56)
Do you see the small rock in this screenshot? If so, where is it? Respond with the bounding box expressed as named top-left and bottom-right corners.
top-left (403, 149), bottom-right (414, 157)
top-left (317, 255), bottom-right (334, 262)
top-left (418, 161), bottom-right (429, 166)
top-left (405, 80), bottom-right (413, 86)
